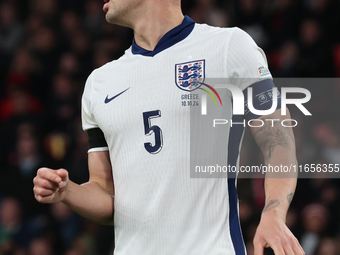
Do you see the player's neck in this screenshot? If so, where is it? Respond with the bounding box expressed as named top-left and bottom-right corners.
top-left (132, 3), bottom-right (184, 51)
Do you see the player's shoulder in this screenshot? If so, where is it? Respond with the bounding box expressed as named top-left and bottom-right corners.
top-left (193, 23), bottom-right (247, 41)
top-left (94, 50), bottom-right (131, 74)
top-left (87, 49), bottom-right (132, 85)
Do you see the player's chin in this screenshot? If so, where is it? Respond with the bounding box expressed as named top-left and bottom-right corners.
top-left (105, 12), bottom-right (117, 24)
top-left (105, 14), bottom-right (113, 24)
top-left (105, 12), bottom-right (125, 26)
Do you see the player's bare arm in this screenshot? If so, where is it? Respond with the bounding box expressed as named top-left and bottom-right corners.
top-left (250, 108), bottom-right (305, 255)
top-left (33, 151), bottom-right (114, 225)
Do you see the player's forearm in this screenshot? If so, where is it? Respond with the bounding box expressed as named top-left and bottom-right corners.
top-left (251, 110), bottom-right (298, 220)
top-left (262, 176), bottom-right (296, 221)
top-left (62, 180), bottom-right (114, 225)
top-left (263, 139), bottom-right (297, 221)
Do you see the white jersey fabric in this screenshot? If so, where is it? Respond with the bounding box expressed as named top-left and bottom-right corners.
top-left (82, 16), bottom-right (272, 255)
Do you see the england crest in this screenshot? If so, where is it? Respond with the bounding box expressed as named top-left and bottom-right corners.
top-left (175, 60), bottom-right (205, 91)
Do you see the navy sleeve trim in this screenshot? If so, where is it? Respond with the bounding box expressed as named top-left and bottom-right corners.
top-left (243, 79), bottom-right (281, 121)
top-left (87, 128), bottom-right (108, 150)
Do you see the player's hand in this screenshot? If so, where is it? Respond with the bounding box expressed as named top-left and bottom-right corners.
top-left (253, 211), bottom-right (305, 255)
top-left (33, 168), bottom-right (69, 204)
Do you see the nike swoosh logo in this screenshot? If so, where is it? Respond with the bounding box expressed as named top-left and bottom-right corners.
top-left (105, 88), bottom-right (130, 104)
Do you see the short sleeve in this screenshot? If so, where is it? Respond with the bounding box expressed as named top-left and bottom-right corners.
top-left (227, 28), bottom-right (272, 91)
top-left (81, 72), bottom-right (98, 131)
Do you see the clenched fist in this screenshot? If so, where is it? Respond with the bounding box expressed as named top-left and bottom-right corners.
top-left (33, 168), bottom-right (69, 204)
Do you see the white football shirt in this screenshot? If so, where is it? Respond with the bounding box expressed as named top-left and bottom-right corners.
top-left (82, 16), bottom-right (272, 255)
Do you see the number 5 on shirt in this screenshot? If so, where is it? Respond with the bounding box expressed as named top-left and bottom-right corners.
top-left (143, 110), bottom-right (163, 154)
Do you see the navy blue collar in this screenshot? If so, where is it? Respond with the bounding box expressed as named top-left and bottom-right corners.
top-left (131, 16), bottom-right (195, 57)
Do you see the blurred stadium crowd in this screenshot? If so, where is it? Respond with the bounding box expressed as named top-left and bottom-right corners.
top-left (0, 0), bottom-right (340, 254)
